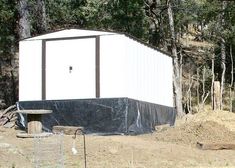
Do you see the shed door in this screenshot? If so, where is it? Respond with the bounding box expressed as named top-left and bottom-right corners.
top-left (46, 38), bottom-right (96, 100)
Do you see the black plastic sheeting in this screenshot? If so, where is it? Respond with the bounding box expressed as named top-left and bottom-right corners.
top-left (17, 98), bottom-right (176, 134)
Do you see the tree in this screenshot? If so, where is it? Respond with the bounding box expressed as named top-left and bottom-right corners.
top-left (45, 0), bottom-right (86, 30)
top-left (220, 1), bottom-right (227, 110)
top-left (167, 0), bottom-right (184, 117)
top-left (18, 0), bottom-right (31, 39)
top-left (0, 0), bottom-right (18, 106)
top-left (82, 0), bottom-right (149, 39)
top-left (36, 0), bottom-right (47, 33)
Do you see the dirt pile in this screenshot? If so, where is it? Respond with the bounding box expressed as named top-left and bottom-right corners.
top-left (155, 110), bottom-right (235, 145)
top-left (180, 110), bottom-right (235, 131)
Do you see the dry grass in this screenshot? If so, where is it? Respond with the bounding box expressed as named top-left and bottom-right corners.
top-left (1, 109), bottom-right (235, 167)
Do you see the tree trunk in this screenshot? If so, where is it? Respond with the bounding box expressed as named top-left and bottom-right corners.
top-left (186, 73), bottom-right (193, 114)
top-left (229, 44), bottom-right (234, 112)
top-left (199, 66), bottom-right (210, 111)
top-left (18, 0), bottom-right (31, 39)
top-left (214, 81), bottom-right (221, 110)
top-left (220, 38), bottom-right (226, 110)
top-left (220, 1), bottom-right (227, 110)
top-left (167, 0), bottom-right (184, 117)
top-left (201, 66), bottom-right (206, 110)
top-left (36, 0), bottom-right (47, 33)
top-left (197, 68), bottom-right (200, 111)
top-left (211, 50), bottom-right (215, 110)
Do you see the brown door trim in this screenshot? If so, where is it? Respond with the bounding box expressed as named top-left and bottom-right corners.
top-left (95, 36), bottom-right (100, 98)
top-left (42, 40), bottom-right (46, 100)
top-left (41, 36), bottom-right (100, 100)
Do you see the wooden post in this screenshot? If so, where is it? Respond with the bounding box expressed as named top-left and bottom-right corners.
top-left (53, 126), bottom-right (84, 135)
top-left (197, 142), bottom-right (235, 150)
top-left (27, 114), bottom-right (42, 134)
top-left (213, 81), bottom-right (221, 110)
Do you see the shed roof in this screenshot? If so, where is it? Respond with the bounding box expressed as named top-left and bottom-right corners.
top-left (22, 28), bottom-right (172, 57)
top-left (23, 29), bottom-right (116, 41)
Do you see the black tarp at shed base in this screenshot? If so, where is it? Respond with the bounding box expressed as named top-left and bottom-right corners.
top-left (17, 98), bottom-right (176, 134)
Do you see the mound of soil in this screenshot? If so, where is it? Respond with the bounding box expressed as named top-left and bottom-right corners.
top-left (180, 110), bottom-right (235, 132)
top-left (155, 111), bottom-right (235, 145)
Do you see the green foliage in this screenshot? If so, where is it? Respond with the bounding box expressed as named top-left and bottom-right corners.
top-left (0, 0), bottom-right (17, 60)
top-left (46, 0), bottom-right (87, 29)
top-left (81, 0), bottom-right (149, 39)
top-left (104, 0), bottom-right (148, 38)
top-left (40, 0), bottom-right (149, 39)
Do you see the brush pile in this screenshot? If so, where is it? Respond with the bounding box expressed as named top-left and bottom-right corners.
top-left (0, 105), bottom-right (17, 128)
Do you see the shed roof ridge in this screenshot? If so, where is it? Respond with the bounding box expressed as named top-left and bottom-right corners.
top-left (22, 28), bottom-right (117, 41)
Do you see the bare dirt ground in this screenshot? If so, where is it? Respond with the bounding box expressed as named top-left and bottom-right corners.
top-left (0, 110), bottom-right (235, 168)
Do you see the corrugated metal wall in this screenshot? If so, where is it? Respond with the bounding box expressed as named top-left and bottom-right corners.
top-left (125, 36), bottom-right (173, 107)
top-left (19, 40), bottom-right (42, 101)
top-left (100, 34), bottom-right (173, 107)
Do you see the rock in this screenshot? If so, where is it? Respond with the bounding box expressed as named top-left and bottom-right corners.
top-left (155, 124), bottom-right (170, 132)
top-left (0, 143), bottom-right (11, 148)
top-left (8, 147), bottom-right (21, 154)
top-left (108, 147), bottom-right (118, 154)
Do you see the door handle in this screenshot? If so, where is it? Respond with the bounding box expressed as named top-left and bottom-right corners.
top-left (69, 66), bottom-right (73, 73)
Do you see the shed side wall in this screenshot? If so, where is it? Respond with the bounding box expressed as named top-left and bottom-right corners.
top-left (100, 34), bottom-right (173, 107)
top-left (124, 37), bottom-right (174, 107)
top-left (19, 40), bottom-right (42, 101)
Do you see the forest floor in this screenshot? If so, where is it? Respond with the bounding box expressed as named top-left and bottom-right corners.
top-left (0, 110), bottom-right (235, 168)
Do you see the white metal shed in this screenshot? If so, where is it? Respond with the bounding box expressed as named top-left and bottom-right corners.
top-left (19, 29), bottom-right (173, 108)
